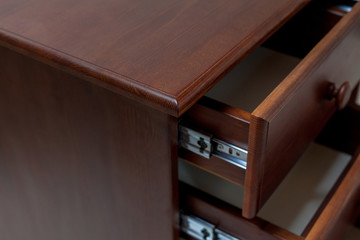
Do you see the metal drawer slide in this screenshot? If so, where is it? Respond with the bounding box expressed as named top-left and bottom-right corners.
top-left (180, 213), bottom-right (241, 240)
top-left (179, 125), bottom-right (247, 169)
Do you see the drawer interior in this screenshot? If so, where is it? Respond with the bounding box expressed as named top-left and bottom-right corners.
top-left (179, 143), bottom-right (351, 235)
top-left (179, 143), bottom-right (360, 240)
top-left (202, 0), bottom-right (359, 113)
top-left (179, 41), bottom-right (304, 187)
top-left (263, 0), bottom-right (359, 58)
top-left (204, 47), bottom-right (301, 113)
top-left (204, 0), bottom-right (359, 113)
top-left (180, 0), bottom-right (359, 177)
top-left (179, 0), bottom-right (360, 218)
top-left (258, 143), bottom-right (351, 235)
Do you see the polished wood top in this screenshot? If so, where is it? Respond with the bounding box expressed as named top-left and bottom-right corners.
top-left (0, 0), bottom-right (309, 116)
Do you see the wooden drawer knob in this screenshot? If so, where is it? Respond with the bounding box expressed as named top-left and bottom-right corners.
top-left (327, 82), bottom-right (351, 110)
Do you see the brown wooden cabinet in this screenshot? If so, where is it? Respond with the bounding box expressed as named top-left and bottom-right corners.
top-left (0, 0), bottom-right (359, 239)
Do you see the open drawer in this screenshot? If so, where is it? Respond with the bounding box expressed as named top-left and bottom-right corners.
top-left (179, 144), bottom-right (360, 240)
top-left (179, 1), bottom-right (360, 218)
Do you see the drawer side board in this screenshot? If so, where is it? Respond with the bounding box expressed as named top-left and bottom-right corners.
top-left (244, 2), bottom-right (360, 218)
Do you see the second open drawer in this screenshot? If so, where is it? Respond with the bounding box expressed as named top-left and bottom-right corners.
top-left (179, 1), bottom-right (360, 218)
top-left (179, 143), bottom-right (360, 240)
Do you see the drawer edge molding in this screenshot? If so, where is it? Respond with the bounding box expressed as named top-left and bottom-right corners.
top-left (255, 2), bottom-right (360, 120)
top-left (306, 151), bottom-right (360, 240)
top-left (243, 2), bottom-right (360, 218)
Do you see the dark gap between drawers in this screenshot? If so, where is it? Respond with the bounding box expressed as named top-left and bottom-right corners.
top-left (179, 0), bottom-right (360, 219)
top-left (316, 84), bottom-right (360, 155)
top-left (179, 142), bottom-right (353, 236)
top-left (180, 146), bottom-right (359, 240)
top-left (262, 0), bottom-right (355, 58)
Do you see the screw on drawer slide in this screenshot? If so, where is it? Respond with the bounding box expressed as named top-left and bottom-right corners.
top-left (179, 125), bottom-right (247, 169)
top-left (180, 213), bottom-right (241, 240)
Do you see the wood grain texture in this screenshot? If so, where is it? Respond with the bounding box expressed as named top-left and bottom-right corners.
top-left (0, 46), bottom-right (178, 240)
top-left (180, 183), bottom-right (303, 240)
top-left (301, 148), bottom-right (356, 237)
top-left (306, 151), bottom-right (360, 240)
top-left (243, 2), bottom-right (360, 218)
top-left (243, 115), bottom-right (269, 218)
top-left (179, 151), bottom-right (246, 186)
top-left (0, 0), bottom-right (310, 116)
top-left (182, 97), bottom-right (250, 150)
top-left (181, 149), bottom-right (360, 240)
top-left (179, 97), bottom-right (249, 185)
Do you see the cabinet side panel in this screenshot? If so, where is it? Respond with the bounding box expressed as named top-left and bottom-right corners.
top-left (0, 46), bottom-right (178, 240)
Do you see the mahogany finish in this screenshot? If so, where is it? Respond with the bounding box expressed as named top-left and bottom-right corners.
top-left (263, 0), bottom-right (348, 58)
top-left (181, 148), bottom-right (360, 240)
top-left (179, 1), bottom-right (360, 219)
top-left (326, 81), bottom-right (351, 110)
top-left (306, 151), bottom-right (360, 240)
top-left (179, 152), bottom-right (246, 186)
top-left (180, 183), bottom-right (302, 240)
top-left (316, 85), bottom-right (360, 155)
top-left (0, 0), bottom-right (310, 116)
top-left (301, 146), bottom-right (359, 237)
top-left (0, 46), bottom-right (178, 240)
top-left (179, 97), bottom-right (249, 185)
top-left (1, 0), bottom-right (360, 239)
top-left (244, 2), bottom-right (360, 218)
top-left (182, 97), bottom-right (250, 150)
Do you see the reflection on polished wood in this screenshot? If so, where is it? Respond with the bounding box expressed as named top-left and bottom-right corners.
top-left (0, 46), bottom-right (178, 240)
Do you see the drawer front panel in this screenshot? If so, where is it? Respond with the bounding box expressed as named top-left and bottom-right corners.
top-left (244, 3), bottom-right (360, 218)
top-left (180, 150), bottom-right (360, 240)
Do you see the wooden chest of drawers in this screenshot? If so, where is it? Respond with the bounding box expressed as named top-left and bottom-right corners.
top-left (0, 0), bottom-right (359, 239)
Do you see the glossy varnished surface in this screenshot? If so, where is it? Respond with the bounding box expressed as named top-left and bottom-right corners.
top-left (179, 97), bottom-right (250, 185)
top-left (180, 148), bottom-right (360, 240)
top-left (306, 150), bottom-right (360, 240)
top-left (0, 0), bottom-right (309, 116)
top-left (180, 183), bottom-right (303, 240)
top-left (0, 46), bottom-right (178, 239)
top-left (243, 2), bottom-right (360, 218)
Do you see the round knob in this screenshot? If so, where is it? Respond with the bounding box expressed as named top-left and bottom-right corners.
top-left (327, 82), bottom-right (351, 110)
